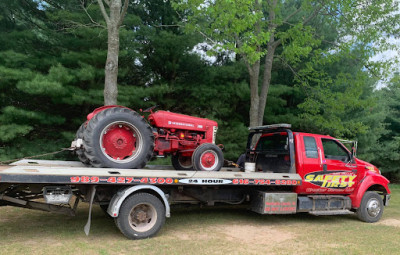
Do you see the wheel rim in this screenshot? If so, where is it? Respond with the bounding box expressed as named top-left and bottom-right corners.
top-left (100, 121), bottom-right (143, 163)
top-left (128, 203), bottom-right (157, 232)
top-left (366, 198), bottom-right (381, 218)
top-left (200, 150), bottom-right (218, 171)
top-left (178, 154), bottom-right (192, 168)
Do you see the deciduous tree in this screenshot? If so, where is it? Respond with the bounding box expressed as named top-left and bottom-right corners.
top-left (175, 0), bottom-right (399, 127)
top-left (95, 0), bottom-right (129, 105)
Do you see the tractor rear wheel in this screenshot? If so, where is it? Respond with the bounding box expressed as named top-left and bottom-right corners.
top-left (75, 123), bottom-right (90, 166)
top-left (171, 153), bottom-right (193, 170)
top-left (82, 107), bottom-right (154, 169)
top-left (192, 143), bottom-right (223, 171)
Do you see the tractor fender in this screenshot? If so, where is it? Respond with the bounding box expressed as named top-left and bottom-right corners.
top-left (87, 105), bottom-right (133, 121)
top-left (107, 185), bottom-right (170, 218)
top-left (349, 174), bottom-right (390, 208)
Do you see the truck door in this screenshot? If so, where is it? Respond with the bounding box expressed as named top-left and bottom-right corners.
top-left (319, 138), bottom-right (358, 194)
top-left (295, 135), bottom-right (324, 194)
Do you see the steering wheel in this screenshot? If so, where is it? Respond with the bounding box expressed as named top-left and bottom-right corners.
top-left (143, 105), bottom-right (158, 113)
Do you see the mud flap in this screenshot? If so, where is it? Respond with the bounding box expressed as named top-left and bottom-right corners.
top-left (384, 194), bottom-right (391, 206)
top-left (84, 185), bottom-right (97, 236)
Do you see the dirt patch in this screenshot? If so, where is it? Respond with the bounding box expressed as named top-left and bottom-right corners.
top-left (169, 223), bottom-right (295, 245)
top-left (219, 224), bottom-right (295, 244)
top-left (379, 218), bottom-right (400, 227)
top-left (169, 230), bottom-right (210, 241)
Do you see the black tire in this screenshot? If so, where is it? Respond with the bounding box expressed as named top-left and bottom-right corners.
top-left (356, 191), bottom-right (384, 223)
top-left (83, 107), bottom-right (154, 169)
top-left (192, 143), bottom-right (224, 171)
top-left (75, 123), bottom-right (91, 165)
top-left (171, 153), bottom-right (193, 170)
top-left (115, 193), bottom-right (165, 240)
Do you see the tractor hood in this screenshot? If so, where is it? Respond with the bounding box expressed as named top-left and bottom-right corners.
top-left (148, 110), bottom-right (218, 132)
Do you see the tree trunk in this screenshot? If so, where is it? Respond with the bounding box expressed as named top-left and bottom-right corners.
top-left (103, 0), bottom-right (122, 105)
top-left (257, 38), bottom-right (278, 126)
top-left (104, 25), bottom-right (119, 105)
top-left (248, 60), bottom-right (261, 128)
top-left (97, 0), bottom-right (129, 106)
top-left (249, 0), bottom-right (278, 127)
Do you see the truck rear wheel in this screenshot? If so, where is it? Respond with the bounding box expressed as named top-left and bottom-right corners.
top-left (171, 153), bottom-right (193, 170)
top-left (357, 191), bottom-right (384, 223)
top-left (192, 143), bottom-right (224, 171)
top-left (83, 107), bottom-right (154, 169)
top-left (115, 193), bottom-right (165, 239)
top-left (75, 123), bottom-right (91, 166)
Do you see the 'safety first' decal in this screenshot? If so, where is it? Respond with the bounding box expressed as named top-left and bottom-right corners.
top-left (304, 171), bottom-right (356, 189)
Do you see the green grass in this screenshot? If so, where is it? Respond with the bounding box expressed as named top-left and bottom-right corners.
top-left (0, 185), bottom-right (399, 255)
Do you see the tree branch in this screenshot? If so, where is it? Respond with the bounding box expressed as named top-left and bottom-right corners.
top-left (118, 0), bottom-right (129, 26)
top-left (81, 0), bottom-right (106, 29)
top-left (43, 0), bottom-right (62, 9)
top-left (59, 20), bottom-right (105, 31)
top-left (197, 30), bottom-right (218, 45)
top-left (283, 7), bottom-right (302, 24)
top-left (152, 24), bottom-right (182, 28)
top-left (97, 0), bottom-right (110, 25)
top-left (273, 4), bottom-right (324, 50)
top-left (277, 56), bottom-right (310, 96)
top-left (234, 34), bottom-right (251, 70)
top-left (303, 5), bottom-right (323, 25)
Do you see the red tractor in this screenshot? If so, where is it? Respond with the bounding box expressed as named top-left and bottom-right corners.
top-left (72, 105), bottom-right (223, 171)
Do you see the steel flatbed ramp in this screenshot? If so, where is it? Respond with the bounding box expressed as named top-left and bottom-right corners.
top-left (0, 159), bottom-right (301, 186)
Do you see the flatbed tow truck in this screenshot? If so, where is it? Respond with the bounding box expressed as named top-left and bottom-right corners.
top-left (0, 124), bottom-right (391, 240)
top-left (0, 159), bottom-right (301, 239)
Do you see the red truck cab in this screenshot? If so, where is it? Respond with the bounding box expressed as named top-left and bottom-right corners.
top-left (246, 124), bottom-right (391, 222)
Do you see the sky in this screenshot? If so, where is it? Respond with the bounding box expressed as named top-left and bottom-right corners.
top-left (370, 36), bottom-right (400, 89)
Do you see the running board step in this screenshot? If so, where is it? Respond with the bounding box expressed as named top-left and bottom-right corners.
top-left (309, 210), bottom-right (353, 216)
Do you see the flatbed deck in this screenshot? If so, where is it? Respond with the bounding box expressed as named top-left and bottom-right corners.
top-left (0, 159), bottom-right (301, 186)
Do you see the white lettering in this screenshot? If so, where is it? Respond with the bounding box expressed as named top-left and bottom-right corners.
top-left (168, 121), bottom-right (195, 127)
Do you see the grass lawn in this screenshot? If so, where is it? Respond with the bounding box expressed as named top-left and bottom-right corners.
top-left (0, 184), bottom-right (399, 255)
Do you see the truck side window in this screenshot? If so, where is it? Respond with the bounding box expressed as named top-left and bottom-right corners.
top-left (304, 136), bottom-right (318, 158)
top-left (322, 139), bottom-right (349, 162)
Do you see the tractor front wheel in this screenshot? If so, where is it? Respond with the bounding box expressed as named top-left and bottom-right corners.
top-left (82, 107), bottom-right (154, 169)
top-left (192, 143), bottom-right (223, 171)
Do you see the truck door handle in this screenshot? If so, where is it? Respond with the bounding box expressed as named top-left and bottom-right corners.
top-left (318, 148), bottom-right (323, 166)
top-left (351, 169), bottom-right (357, 173)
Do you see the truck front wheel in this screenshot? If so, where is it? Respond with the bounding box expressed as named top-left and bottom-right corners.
top-left (357, 191), bottom-right (384, 223)
top-left (115, 193), bottom-right (165, 239)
